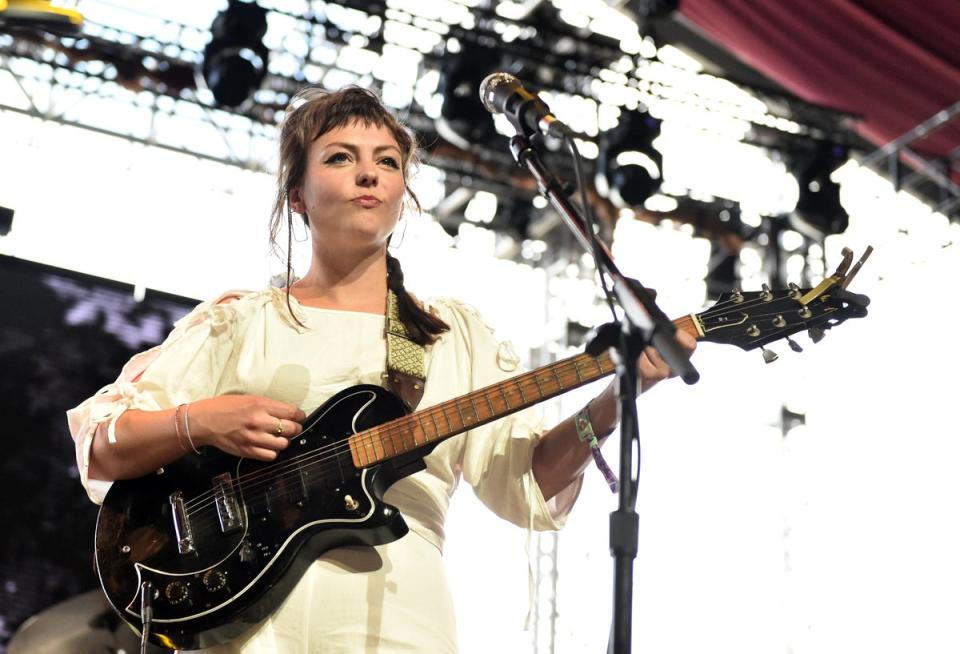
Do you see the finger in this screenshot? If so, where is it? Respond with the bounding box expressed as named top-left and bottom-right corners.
top-left (245, 446), bottom-right (280, 461)
top-left (278, 418), bottom-right (302, 437)
top-left (676, 330), bottom-right (698, 352)
top-left (640, 351), bottom-right (673, 381)
top-left (259, 415), bottom-right (299, 439)
top-left (644, 347), bottom-right (672, 376)
top-left (258, 398), bottom-right (306, 422)
top-left (250, 431), bottom-right (291, 451)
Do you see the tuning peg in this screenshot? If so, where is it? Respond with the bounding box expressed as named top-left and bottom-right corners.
top-left (761, 284), bottom-right (773, 301)
top-left (808, 327), bottom-right (825, 343)
top-left (786, 337), bottom-right (803, 353)
top-left (762, 347), bottom-right (779, 363)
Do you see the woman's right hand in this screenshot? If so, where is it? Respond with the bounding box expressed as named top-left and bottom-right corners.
top-left (188, 395), bottom-right (307, 461)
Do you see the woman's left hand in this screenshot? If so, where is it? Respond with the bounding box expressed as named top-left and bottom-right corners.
top-left (637, 329), bottom-right (698, 394)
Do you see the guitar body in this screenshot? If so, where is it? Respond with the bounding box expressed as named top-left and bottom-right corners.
top-left (95, 385), bottom-right (417, 650)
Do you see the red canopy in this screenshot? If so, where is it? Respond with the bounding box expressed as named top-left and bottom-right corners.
top-left (679, 0), bottom-right (960, 159)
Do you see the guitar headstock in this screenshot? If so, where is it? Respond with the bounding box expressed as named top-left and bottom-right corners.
top-left (694, 246), bottom-right (872, 358)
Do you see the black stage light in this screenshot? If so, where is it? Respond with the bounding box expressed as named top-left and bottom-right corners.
top-left (789, 141), bottom-right (849, 239)
top-left (626, 0), bottom-right (681, 20)
top-left (596, 110), bottom-right (663, 208)
top-left (201, 0), bottom-right (269, 108)
top-left (436, 42), bottom-right (500, 149)
top-left (0, 206), bottom-right (13, 236)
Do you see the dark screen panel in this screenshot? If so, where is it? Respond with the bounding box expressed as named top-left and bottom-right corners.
top-left (0, 255), bottom-right (196, 650)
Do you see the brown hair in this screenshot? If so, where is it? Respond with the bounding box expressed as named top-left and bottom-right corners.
top-left (269, 85), bottom-right (448, 344)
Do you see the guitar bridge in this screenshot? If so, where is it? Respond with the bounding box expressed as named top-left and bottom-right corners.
top-left (169, 491), bottom-right (195, 554)
top-left (213, 473), bottom-right (243, 534)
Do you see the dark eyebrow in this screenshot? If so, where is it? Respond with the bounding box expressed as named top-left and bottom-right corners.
top-left (324, 142), bottom-right (401, 154)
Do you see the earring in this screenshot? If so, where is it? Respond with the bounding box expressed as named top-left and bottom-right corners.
top-left (389, 214), bottom-right (408, 250)
top-left (288, 204), bottom-right (308, 243)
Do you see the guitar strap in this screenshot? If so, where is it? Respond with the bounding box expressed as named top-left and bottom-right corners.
top-left (384, 289), bottom-right (426, 411)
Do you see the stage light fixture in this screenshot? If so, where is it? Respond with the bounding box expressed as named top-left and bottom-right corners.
top-left (789, 141), bottom-right (849, 239)
top-left (0, 0), bottom-right (83, 34)
top-left (201, 0), bottom-right (269, 108)
top-left (595, 110), bottom-right (663, 208)
top-left (626, 0), bottom-right (681, 20)
top-left (0, 206), bottom-right (14, 236)
top-left (435, 43), bottom-right (500, 150)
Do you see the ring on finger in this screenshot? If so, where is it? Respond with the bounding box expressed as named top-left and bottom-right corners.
top-left (275, 419), bottom-right (284, 436)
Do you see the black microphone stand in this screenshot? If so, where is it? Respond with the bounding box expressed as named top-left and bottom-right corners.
top-left (505, 132), bottom-right (699, 653)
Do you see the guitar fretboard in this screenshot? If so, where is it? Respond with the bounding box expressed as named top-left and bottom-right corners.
top-left (348, 315), bottom-right (701, 468)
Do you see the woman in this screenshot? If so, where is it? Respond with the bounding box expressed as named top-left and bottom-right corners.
top-left (67, 86), bottom-right (696, 652)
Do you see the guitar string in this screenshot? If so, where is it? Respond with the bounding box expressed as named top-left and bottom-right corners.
top-left (181, 294), bottom-right (814, 516)
top-left (181, 354), bottom-right (603, 514)
top-left (181, 352), bottom-right (601, 513)
top-left (181, 294), bottom-right (797, 515)
top-left (181, 369), bottom-right (576, 522)
top-left (179, 298), bottom-right (812, 532)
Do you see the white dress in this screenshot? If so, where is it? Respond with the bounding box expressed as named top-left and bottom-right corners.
top-left (66, 288), bottom-right (582, 653)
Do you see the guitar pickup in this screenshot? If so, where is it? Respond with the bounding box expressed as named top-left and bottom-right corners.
top-left (213, 473), bottom-right (243, 534)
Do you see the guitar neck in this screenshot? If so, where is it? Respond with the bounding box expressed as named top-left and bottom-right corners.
top-left (348, 315), bottom-right (701, 468)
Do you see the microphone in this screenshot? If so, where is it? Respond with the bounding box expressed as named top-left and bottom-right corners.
top-left (478, 72), bottom-right (572, 140)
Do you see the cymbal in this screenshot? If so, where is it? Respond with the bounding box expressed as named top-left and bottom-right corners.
top-left (8, 589), bottom-right (162, 653)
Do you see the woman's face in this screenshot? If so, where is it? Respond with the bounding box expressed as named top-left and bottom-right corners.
top-left (291, 120), bottom-right (405, 256)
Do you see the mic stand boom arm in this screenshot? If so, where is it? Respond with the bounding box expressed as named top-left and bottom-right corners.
top-left (508, 134), bottom-right (699, 654)
top-left (507, 135), bottom-right (699, 383)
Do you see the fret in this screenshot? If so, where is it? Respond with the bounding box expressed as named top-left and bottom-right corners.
top-left (350, 438), bottom-right (364, 467)
top-left (466, 397), bottom-right (481, 423)
top-left (533, 373), bottom-right (547, 397)
top-left (428, 409), bottom-right (441, 440)
top-left (453, 399), bottom-right (467, 426)
top-left (404, 425), bottom-right (418, 450)
top-left (516, 378), bottom-right (528, 403)
top-left (382, 430), bottom-right (397, 457)
top-left (467, 398), bottom-right (479, 423)
top-left (380, 427), bottom-right (407, 456)
top-left (413, 415), bottom-right (425, 446)
top-left (593, 356), bottom-right (604, 375)
top-left (482, 390), bottom-right (495, 416)
top-left (363, 434), bottom-right (376, 465)
top-left (572, 359), bottom-right (583, 382)
top-left (498, 385), bottom-right (511, 409)
top-left (439, 404), bottom-right (453, 433)
top-left (370, 432), bottom-right (384, 461)
top-left (389, 426), bottom-right (404, 454)
top-left (551, 365), bottom-right (565, 390)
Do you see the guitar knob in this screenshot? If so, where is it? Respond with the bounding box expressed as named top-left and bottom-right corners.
top-left (202, 569), bottom-right (228, 592)
top-left (239, 540), bottom-right (257, 564)
top-left (808, 327), bottom-right (825, 343)
top-left (761, 347), bottom-right (778, 364)
top-left (164, 580), bottom-right (190, 605)
top-left (786, 337), bottom-right (803, 353)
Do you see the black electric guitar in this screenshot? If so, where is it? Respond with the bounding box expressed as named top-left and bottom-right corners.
top-left (95, 263), bottom-right (870, 650)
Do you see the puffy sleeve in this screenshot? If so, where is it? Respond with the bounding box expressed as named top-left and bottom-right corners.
top-left (65, 290), bottom-right (248, 504)
top-left (435, 299), bottom-right (583, 532)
